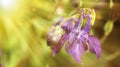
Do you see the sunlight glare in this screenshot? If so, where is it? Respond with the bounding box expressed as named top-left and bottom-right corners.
top-left (0, 0), bottom-right (17, 10)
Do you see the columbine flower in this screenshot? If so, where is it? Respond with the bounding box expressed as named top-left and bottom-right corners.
top-left (47, 8), bottom-right (101, 63)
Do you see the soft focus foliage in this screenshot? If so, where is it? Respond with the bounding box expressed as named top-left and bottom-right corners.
top-left (0, 0), bottom-right (120, 67)
top-left (104, 20), bottom-right (114, 35)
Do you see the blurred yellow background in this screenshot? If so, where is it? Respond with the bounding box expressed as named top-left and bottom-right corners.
top-left (0, 0), bottom-right (120, 67)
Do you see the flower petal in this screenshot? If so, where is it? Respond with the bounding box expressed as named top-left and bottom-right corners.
top-left (69, 31), bottom-right (76, 43)
top-left (75, 17), bottom-right (82, 28)
top-left (88, 35), bottom-right (101, 59)
top-left (82, 14), bottom-right (92, 33)
top-left (50, 34), bottom-right (69, 56)
top-left (61, 18), bottom-right (75, 33)
top-left (66, 40), bottom-right (86, 63)
top-left (78, 30), bottom-right (88, 43)
top-left (57, 34), bottom-right (69, 52)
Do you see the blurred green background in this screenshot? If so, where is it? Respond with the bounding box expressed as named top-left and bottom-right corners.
top-left (0, 0), bottom-right (120, 67)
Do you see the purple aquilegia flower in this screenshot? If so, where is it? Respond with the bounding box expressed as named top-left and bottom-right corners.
top-left (47, 8), bottom-right (101, 63)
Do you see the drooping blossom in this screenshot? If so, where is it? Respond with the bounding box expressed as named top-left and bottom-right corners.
top-left (47, 8), bottom-right (101, 63)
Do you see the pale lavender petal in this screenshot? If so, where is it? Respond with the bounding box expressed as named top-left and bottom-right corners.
top-left (69, 31), bottom-right (76, 43)
top-left (66, 40), bottom-right (86, 63)
top-left (88, 35), bottom-right (101, 59)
